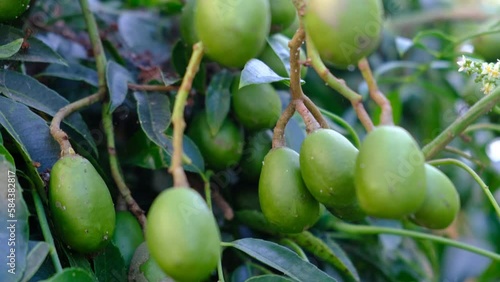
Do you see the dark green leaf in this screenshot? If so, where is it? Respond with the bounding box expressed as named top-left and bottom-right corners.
top-left (171, 40), bottom-right (206, 92)
top-left (133, 91), bottom-right (172, 150)
top-left (267, 35), bottom-right (291, 76)
top-left (0, 96), bottom-right (60, 172)
top-left (61, 246), bottom-right (94, 275)
top-left (246, 274), bottom-right (295, 282)
top-left (0, 156), bottom-right (29, 282)
top-left (176, 134), bottom-right (205, 172)
top-left (0, 69), bottom-right (97, 156)
top-left (93, 242), bottom-right (128, 282)
top-left (0, 143), bottom-right (15, 166)
top-left (229, 238), bottom-right (337, 282)
top-left (39, 267), bottom-right (97, 282)
top-left (21, 242), bottom-right (50, 282)
top-left (206, 70), bottom-right (233, 136)
top-left (240, 59), bottom-right (289, 88)
top-left (37, 62), bottom-right (99, 87)
top-left (321, 235), bottom-right (360, 282)
top-left (106, 61), bottom-right (133, 113)
top-left (0, 24), bottom-right (66, 65)
top-left (0, 38), bottom-right (23, 59)
top-left (123, 129), bottom-right (170, 169)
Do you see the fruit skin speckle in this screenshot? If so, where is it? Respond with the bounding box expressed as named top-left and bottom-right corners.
top-left (0, 0), bottom-right (30, 22)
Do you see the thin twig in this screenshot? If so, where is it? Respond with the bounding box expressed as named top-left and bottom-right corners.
top-left (272, 103), bottom-right (296, 149)
top-left (296, 99), bottom-right (320, 133)
top-left (358, 58), bottom-right (394, 126)
top-left (302, 95), bottom-right (329, 129)
top-left (443, 146), bottom-right (485, 169)
top-left (127, 83), bottom-right (178, 92)
top-left (212, 188), bottom-right (234, 220)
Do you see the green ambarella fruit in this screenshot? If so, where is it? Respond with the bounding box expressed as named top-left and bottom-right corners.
top-left (0, 0), bottom-right (29, 22)
top-left (473, 24), bottom-right (500, 62)
top-left (180, 0), bottom-right (198, 46)
top-left (355, 126), bottom-right (426, 219)
top-left (195, 0), bottom-right (271, 67)
top-left (129, 242), bottom-right (173, 282)
top-left (270, 0), bottom-right (297, 33)
top-left (240, 130), bottom-right (273, 181)
top-left (258, 34), bottom-right (308, 79)
top-left (410, 164), bottom-right (460, 229)
top-left (112, 211), bottom-right (144, 268)
top-left (304, 0), bottom-right (384, 68)
top-left (281, 13), bottom-right (299, 38)
top-left (187, 111), bottom-right (244, 170)
top-left (146, 187), bottom-right (221, 282)
top-left (259, 147), bottom-right (320, 233)
top-left (49, 154), bottom-right (115, 254)
top-left (232, 82), bottom-right (281, 131)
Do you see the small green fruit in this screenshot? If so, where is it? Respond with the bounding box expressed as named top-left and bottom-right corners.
top-left (129, 242), bottom-right (173, 282)
top-left (259, 147), bottom-right (320, 233)
top-left (304, 0), bottom-right (383, 68)
top-left (281, 14), bottom-right (299, 38)
top-left (232, 82), bottom-right (281, 131)
top-left (270, 0), bottom-right (297, 33)
top-left (146, 187), bottom-right (221, 282)
top-left (355, 126), bottom-right (426, 219)
top-left (258, 34), bottom-right (308, 78)
top-left (411, 164), bottom-right (460, 229)
top-left (473, 25), bottom-right (500, 62)
top-left (0, 0), bottom-right (29, 22)
top-left (112, 211), bottom-right (144, 268)
top-left (240, 130), bottom-right (273, 181)
top-left (195, 0), bottom-right (271, 67)
top-left (187, 111), bottom-right (244, 170)
top-left (180, 0), bottom-right (198, 46)
top-left (49, 155), bottom-right (115, 254)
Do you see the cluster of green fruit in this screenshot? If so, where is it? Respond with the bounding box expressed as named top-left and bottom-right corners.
top-left (259, 126), bottom-right (461, 234)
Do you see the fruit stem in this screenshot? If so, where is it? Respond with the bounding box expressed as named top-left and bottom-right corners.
top-left (358, 58), bottom-right (394, 126)
top-left (49, 90), bottom-right (105, 157)
top-left (303, 95), bottom-right (330, 129)
top-left (79, 0), bottom-right (147, 229)
top-left (422, 86), bottom-right (500, 159)
top-left (32, 186), bottom-right (63, 273)
top-left (296, 99), bottom-right (320, 133)
top-left (427, 158), bottom-right (500, 219)
top-left (318, 107), bottom-right (361, 148)
top-left (330, 221), bottom-right (500, 261)
top-left (127, 83), bottom-right (178, 92)
top-left (272, 102), bottom-right (296, 148)
top-left (304, 33), bottom-right (374, 132)
top-left (217, 256), bottom-right (226, 282)
top-left (463, 123), bottom-right (500, 134)
top-left (443, 146), bottom-right (485, 169)
top-left (170, 42), bottom-right (204, 187)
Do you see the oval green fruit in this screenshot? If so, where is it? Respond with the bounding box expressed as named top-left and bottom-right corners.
top-left (299, 129), bottom-right (365, 220)
top-left (129, 242), bottom-right (173, 282)
top-left (187, 111), bottom-right (244, 170)
top-left (355, 126), bottom-right (426, 219)
top-left (0, 0), bottom-right (29, 22)
top-left (180, 0), bottom-right (198, 46)
top-left (270, 0), bottom-right (297, 33)
top-left (112, 211), bottom-right (144, 268)
top-left (232, 82), bottom-right (281, 131)
top-left (195, 0), bottom-right (271, 67)
top-left (410, 164), bottom-right (460, 229)
top-left (49, 155), bottom-right (115, 253)
top-left (146, 187), bottom-right (221, 282)
top-left (240, 130), bottom-right (273, 181)
top-left (304, 0), bottom-right (383, 68)
top-left (259, 147), bottom-right (320, 233)
top-left (281, 13), bottom-right (299, 38)
top-left (258, 34), bottom-right (308, 79)
top-left (473, 25), bottom-right (500, 62)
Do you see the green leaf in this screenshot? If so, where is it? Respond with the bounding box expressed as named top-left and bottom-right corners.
top-left (321, 235), bottom-right (360, 282)
top-left (61, 246), bottom-right (94, 275)
top-left (267, 35), bottom-right (292, 76)
top-left (133, 91), bottom-right (172, 150)
top-left (0, 96), bottom-right (60, 172)
top-left (0, 156), bottom-right (30, 282)
top-left (0, 24), bottom-right (66, 65)
top-left (39, 267), bottom-right (96, 282)
top-left (246, 274), bottom-right (295, 282)
top-left (0, 38), bottom-right (23, 59)
top-left (205, 70), bottom-right (233, 136)
top-left (93, 242), bottom-right (128, 282)
top-left (123, 129), bottom-right (170, 169)
top-left (37, 62), bottom-right (99, 87)
top-left (240, 59), bottom-right (289, 88)
top-left (171, 40), bottom-right (206, 92)
top-left (229, 238), bottom-right (337, 282)
top-left (21, 242), bottom-right (51, 282)
top-left (0, 143), bottom-right (15, 166)
top-left (106, 61), bottom-right (133, 113)
top-left (0, 69), bottom-right (97, 156)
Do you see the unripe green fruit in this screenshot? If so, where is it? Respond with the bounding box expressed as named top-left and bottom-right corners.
top-left (49, 155), bottom-right (115, 254)
top-left (281, 14), bottom-right (299, 38)
top-left (232, 83), bottom-right (281, 131)
top-left (259, 147), bottom-right (320, 233)
top-left (195, 0), bottom-right (271, 67)
top-left (146, 187), bottom-right (221, 282)
top-left (112, 211), bottom-right (144, 268)
top-left (0, 0), bottom-right (29, 22)
top-left (300, 129), bottom-right (358, 207)
top-left (355, 126), bottom-right (426, 219)
top-left (180, 0), bottom-right (198, 46)
top-left (240, 130), bottom-right (273, 181)
top-left (473, 28), bottom-right (500, 62)
top-left (410, 164), bottom-right (460, 229)
top-left (304, 0), bottom-right (383, 68)
top-left (187, 112), bottom-right (244, 170)
top-left (129, 242), bottom-right (173, 282)
top-left (270, 0), bottom-right (297, 33)
top-left (258, 34), bottom-right (308, 79)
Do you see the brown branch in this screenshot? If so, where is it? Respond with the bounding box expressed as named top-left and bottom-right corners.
top-left (302, 95), bottom-right (329, 129)
top-left (288, 26), bottom-right (305, 101)
top-left (352, 100), bottom-right (375, 132)
top-left (296, 100), bottom-right (320, 133)
top-left (273, 103), bottom-right (296, 149)
top-left (212, 188), bottom-right (234, 220)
